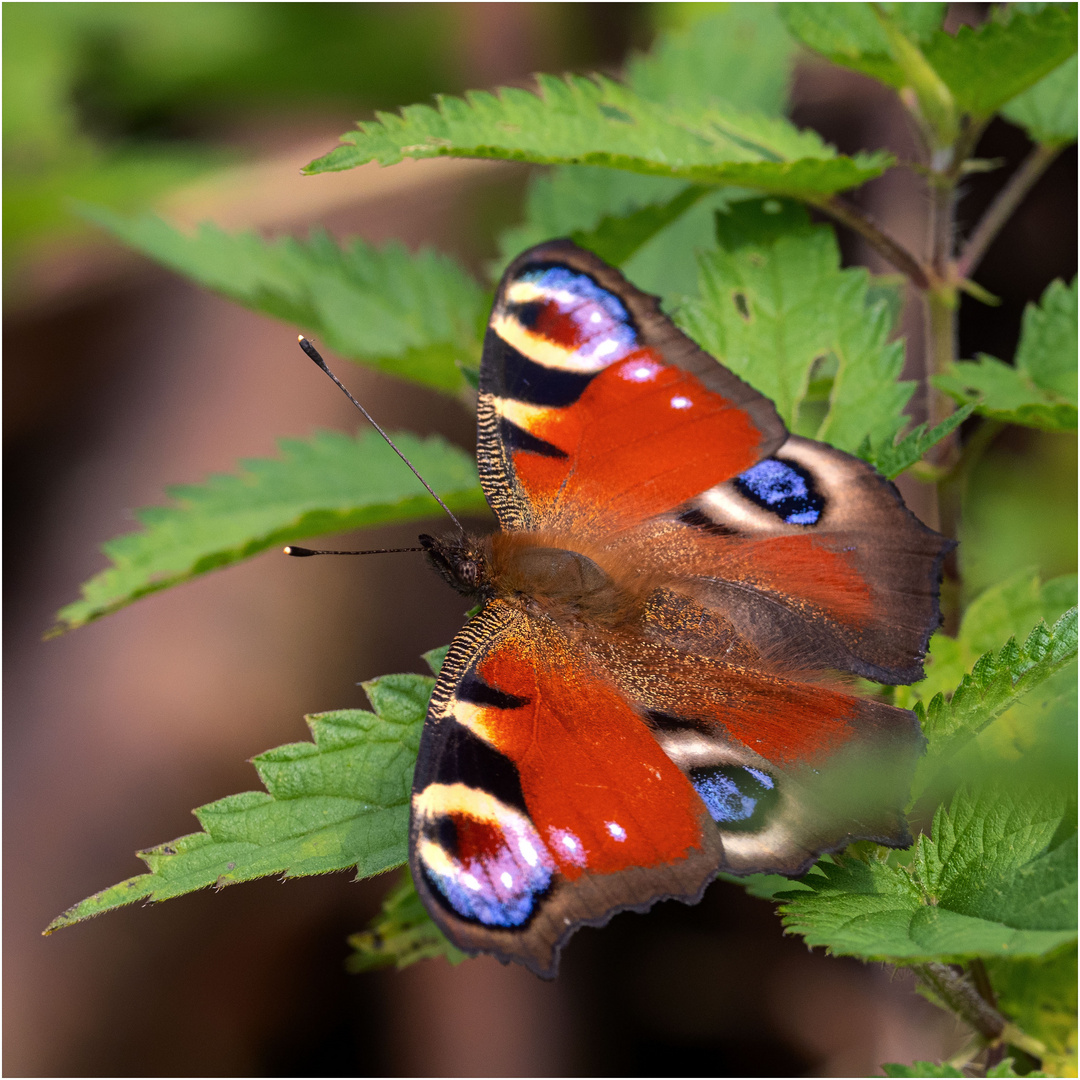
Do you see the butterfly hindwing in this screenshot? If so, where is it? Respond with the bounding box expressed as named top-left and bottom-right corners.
top-left (410, 601), bottom-right (723, 977)
top-left (478, 240), bottom-right (788, 534)
top-left (652, 435), bottom-right (951, 684)
top-left (587, 627), bottom-right (924, 875)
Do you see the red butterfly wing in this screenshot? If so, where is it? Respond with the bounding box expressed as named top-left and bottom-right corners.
top-left (478, 240), bottom-right (787, 534)
top-left (409, 601), bottom-right (723, 977)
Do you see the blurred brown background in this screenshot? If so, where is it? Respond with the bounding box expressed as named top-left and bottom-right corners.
top-left (5, 4), bottom-right (1074, 1076)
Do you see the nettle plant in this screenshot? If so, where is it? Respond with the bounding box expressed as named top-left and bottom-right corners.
top-left (47, 6), bottom-right (1077, 1077)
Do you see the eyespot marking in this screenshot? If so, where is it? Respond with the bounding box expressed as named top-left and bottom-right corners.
top-left (690, 764), bottom-right (778, 831)
top-left (734, 458), bottom-right (824, 525)
top-left (415, 784), bottom-right (555, 928)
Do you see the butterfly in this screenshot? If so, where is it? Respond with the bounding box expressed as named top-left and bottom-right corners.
top-left (410, 239), bottom-right (948, 978)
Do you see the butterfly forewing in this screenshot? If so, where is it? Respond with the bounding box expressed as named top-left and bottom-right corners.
top-left (410, 602), bottom-right (723, 977)
top-left (477, 240), bottom-right (787, 534)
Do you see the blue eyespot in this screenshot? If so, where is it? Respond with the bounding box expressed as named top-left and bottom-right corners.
top-left (734, 458), bottom-right (823, 525)
top-left (418, 805), bottom-right (555, 928)
top-left (521, 265), bottom-right (629, 323)
top-left (518, 265), bottom-right (638, 366)
top-left (691, 764), bottom-right (778, 831)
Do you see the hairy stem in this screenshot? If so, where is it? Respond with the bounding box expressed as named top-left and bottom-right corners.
top-left (957, 142), bottom-right (1064, 280)
top-left (968, 958), bottom-right (998, 1010)
top-left (816, 196), bottom-right (934, 289)
top-left (914, 962), bottom-right (1006, 1042)
top-left (913, 963), bottom-right (1048, 1074)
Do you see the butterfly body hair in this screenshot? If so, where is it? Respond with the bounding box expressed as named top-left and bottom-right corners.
top-left (421, 528), bottom-right (664, 631)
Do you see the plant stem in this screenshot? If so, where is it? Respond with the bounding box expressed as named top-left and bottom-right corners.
top-left (968, 958), bottom-right (998, 1010)
top-left (956, 142), bottom-right (1064, 280)
top-left (924, 286), bottom-right (958, 436)
top-left (914, 962), bottom-right (1006, 1042)
top-left (913, 963), bottom-right (1048, 1074)
top-left (816, 196), bottom-right (934, 289)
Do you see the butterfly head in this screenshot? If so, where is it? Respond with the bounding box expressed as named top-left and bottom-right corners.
top-left (419, 533), bottom-right (493, 599)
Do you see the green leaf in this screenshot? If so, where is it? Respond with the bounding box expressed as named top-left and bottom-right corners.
top-left (495, 166), bottom-right (739, 298)
top-left (784, 4), bottom-right (1077, 119)
top-left (781, 3), bottom-right (947, 88)
top-left (899, 569), bottom-right (1078, 710)
top-left (1012, 276), bottom-right (1078, 400)
top-left (498, 168), bottom-right (692, 267)
top-left (988, 1065), bottom-right (1046, 1080)
top-left (569, 183), bottom-right (712, 267)
top-left (910, 608), bottom-right (1078, 799)
top-left (882, 1064), bottom-right (966, 1078)
top-left (1001, 54), bottom-right (1078, 146)
top-left (911, 790), bottom-right (1075, 933)
top-left (719, 871), bottom-right (813, 901)
top-left (305, 73), bottom-right (891, 200)
top-left (495, 6), bottom-right (799, 295)
top-left (862, 403), bottom-right (976, 479)
top-left (987, 948), bottom-right (1079, 1077)
top-left (883, 1062), bottom-right (1046, 1078)
top-left (347, 873), bottom-right (466, 972)
top-left (935, 278), bottom-right (1078, 431)
top-left (778, 788), bottom-right (1078, 963)
top-left (45, 674), bottom-right (432, 933)
top-left (422, 644), bottom-right (450, 676)
top-left (677, 198), bottom-right (911, 448)
top-left (924, 4), bottom-right (1078, 118)
top-left (51, 430), bottom-right (486, 633)
top-left (626, 4), bottom-right (794, 116)
top-left (782, 3), bottom-right (946, 55)
top-left (80, 206), bottom-right (487, 394)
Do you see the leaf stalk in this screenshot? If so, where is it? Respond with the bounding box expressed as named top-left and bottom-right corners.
top-left (815, 196), bottom-right (934, 289)
top-left (956, 142), bottom-right (1065, 279)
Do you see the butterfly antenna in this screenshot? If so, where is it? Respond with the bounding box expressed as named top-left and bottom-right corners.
top-left (297, 335), bottom-right (465, 534)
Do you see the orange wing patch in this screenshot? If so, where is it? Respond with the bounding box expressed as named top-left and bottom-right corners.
top-left (473, 620), bottom-right (706, 878)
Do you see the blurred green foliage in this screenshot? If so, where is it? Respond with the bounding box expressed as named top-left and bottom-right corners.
top-left (4, 2), bottom-right (488, 278)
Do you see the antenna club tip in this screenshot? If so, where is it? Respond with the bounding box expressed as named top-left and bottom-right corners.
top-left (283, 545), bottom-right (314, 557)
top-left (297, 335), bottom-right (326, 367)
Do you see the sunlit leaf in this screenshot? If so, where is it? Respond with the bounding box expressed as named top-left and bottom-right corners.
top-left (80, 207), bottom-right (487, 394)
top-left (45, 674), bottom-right (432, 932)
top-left (678, 198), bottom-right (911, 448)
top-left (862, 404), bottom-right (975, 479)
top-left (987, 948), bottom-right (1079, 1078)
top-left (305, 73), bottom-right (891, 200)
top-left (52, 430), bottom-right (486, 633)
top-left (910, 607), bottom-right (1078, 799)
top-left (626, 4), bottom-right (794, 116)
top-left (778, 787), bottom-right (1077, 962)
top-left (783, 3), bottom-right (1077, 119)
top-left (1001, 55), bottom-right (1078, 146)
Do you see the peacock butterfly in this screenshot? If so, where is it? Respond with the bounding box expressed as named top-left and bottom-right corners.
top-left (409, 239), bottom-right (948, 978)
